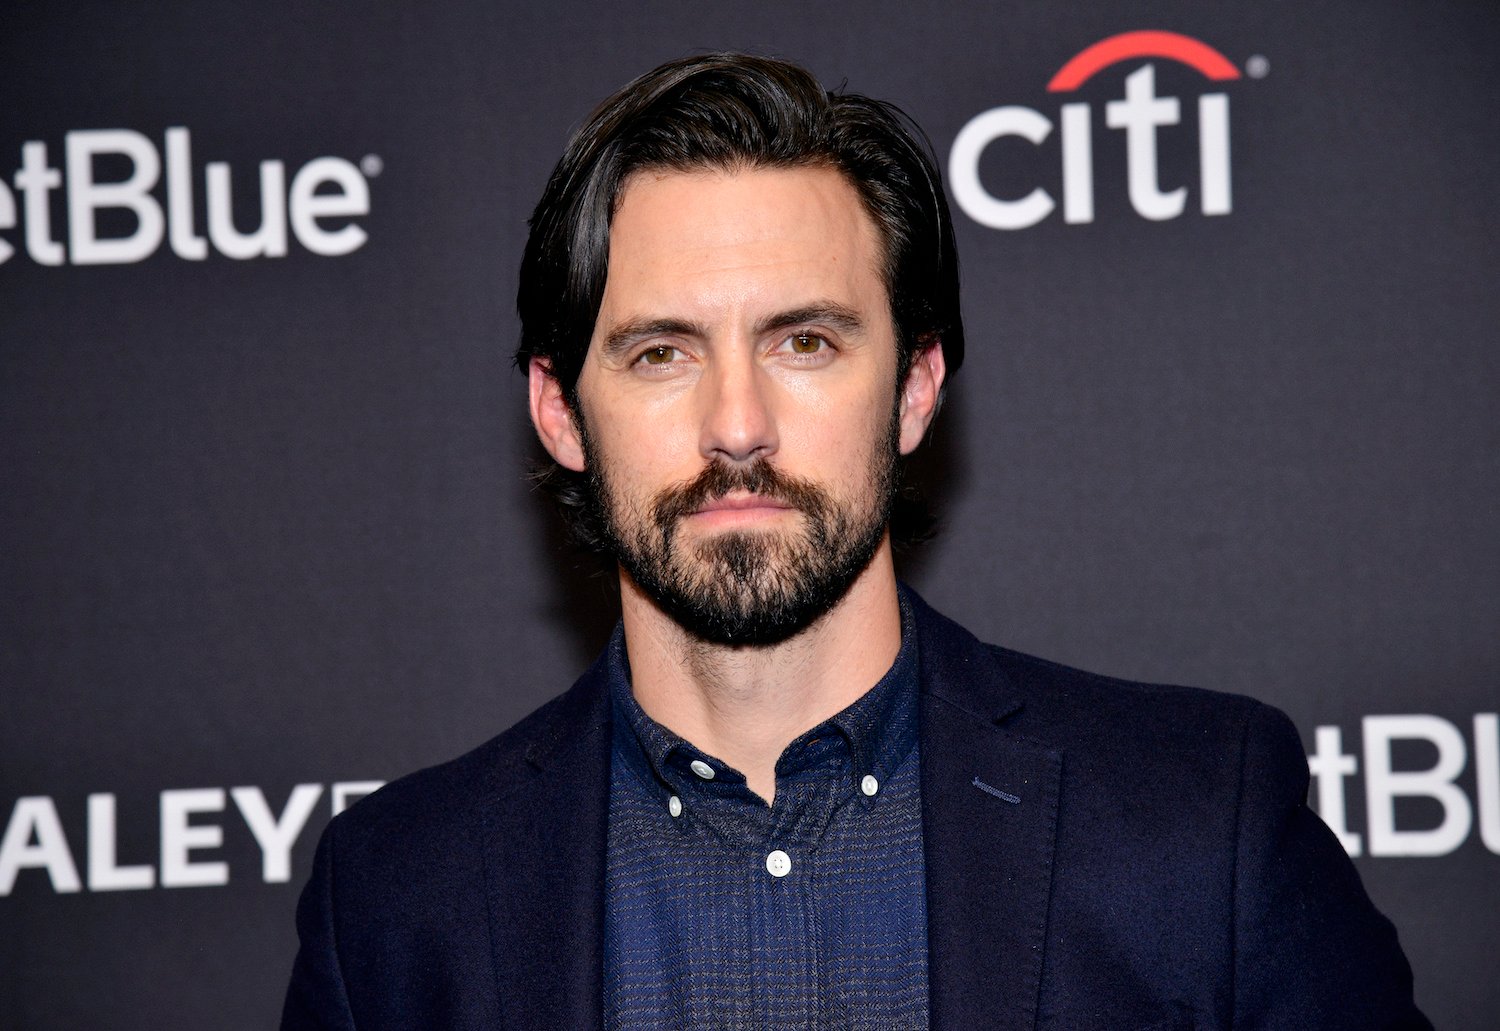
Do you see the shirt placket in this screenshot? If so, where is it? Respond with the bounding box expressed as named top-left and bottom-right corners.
top-left (752, 772), bottom-right (830, 1029)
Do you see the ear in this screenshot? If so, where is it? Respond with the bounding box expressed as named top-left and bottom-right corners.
top-left (897, 337), bottom-right (947, 455)
top-left (528, 358), bottom-right (587, 472)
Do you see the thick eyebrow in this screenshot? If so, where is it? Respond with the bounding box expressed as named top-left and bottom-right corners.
top-left (755, 302), bottom-right (865, 338)
top-left (600, 317), bottom-right (707, 361)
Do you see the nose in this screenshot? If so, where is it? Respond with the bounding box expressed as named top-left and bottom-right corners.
top-left (699, 351), bottom-right (778, 464)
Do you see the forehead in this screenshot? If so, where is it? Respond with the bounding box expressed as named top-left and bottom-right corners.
top-left (599, 164), bottom-right (887, 320)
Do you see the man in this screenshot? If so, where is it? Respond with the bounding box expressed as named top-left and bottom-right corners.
top-left (283, 54), bottom-right (1428, 1030)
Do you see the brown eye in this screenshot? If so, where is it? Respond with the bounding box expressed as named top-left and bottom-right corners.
top-left (640, 346), bottom-right (677, 365)
top-left (788, 333), bottom-right (826, 354)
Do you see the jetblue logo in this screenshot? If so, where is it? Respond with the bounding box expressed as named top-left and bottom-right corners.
top-left (949, 30), bottom-right (1250, 230)
top-left (1309, 713), bottom-right (1500, 858)
top-left (0, 128), bottom-right (376, 266)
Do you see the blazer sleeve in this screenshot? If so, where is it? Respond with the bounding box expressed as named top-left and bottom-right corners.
top-left (1231, 702), bottom-right (1432, 1030)
top-left (281, 820), bottom-right (359, 1031)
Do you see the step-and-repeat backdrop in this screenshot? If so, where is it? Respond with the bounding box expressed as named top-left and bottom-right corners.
top-left (3, 3), bottom-right (1495, 1028)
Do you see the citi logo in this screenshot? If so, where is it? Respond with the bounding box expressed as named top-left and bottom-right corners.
top-left (949, 30), bottom-right (1255, 230)
top-left (0, 128), bottom-right (376, 266)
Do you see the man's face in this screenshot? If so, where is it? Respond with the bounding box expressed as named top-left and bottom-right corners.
top-left (567, 165), bottom-right (916, 645)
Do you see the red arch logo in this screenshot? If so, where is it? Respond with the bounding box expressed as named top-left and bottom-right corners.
top-left (1047, 30), bottom-right (1241, 92)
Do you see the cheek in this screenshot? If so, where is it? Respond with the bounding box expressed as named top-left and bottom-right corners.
top-left (796, 387), bottom-right (897, 493)
top-left (587, 406), bottom-right (699, 499)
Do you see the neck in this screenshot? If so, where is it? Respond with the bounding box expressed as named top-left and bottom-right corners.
top-left (620, 542), bottom-right (904, 804)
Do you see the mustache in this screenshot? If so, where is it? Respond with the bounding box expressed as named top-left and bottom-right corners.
top-left (650, 459), bottom-right (831, 527)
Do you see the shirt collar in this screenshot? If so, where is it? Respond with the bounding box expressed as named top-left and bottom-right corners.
top-left (607, 589), bottom-right (920, 801)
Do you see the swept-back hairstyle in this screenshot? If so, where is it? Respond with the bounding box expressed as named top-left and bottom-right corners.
top-left (515, 52), bottom-right (964, 550)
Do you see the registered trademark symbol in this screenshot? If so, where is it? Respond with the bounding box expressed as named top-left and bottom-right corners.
top-left (1246, 55), bottom-right (1270, 79)
top-left (361, 154), bottom-right (383, 177)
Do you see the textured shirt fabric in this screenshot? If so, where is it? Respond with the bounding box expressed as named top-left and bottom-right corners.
top-left (602, 604), bottom-right (930, 1031)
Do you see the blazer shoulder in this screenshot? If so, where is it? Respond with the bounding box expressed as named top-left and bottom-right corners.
top-left (991, 640), bottom-right (1263, 719)
top-left (327, 662), bottom-right (611, 851)
top-left (993, 641), bottom-right (1293, 766)
top-left (910, 589), bottom-right (1291, 791)
top-left (911, 585), bottom-right (1268, 750)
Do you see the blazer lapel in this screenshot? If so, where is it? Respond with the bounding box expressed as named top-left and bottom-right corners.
top-left (914, 595), bottom-right (1062, 1031)
top-left (478, 665), bottom-right (612, 1030)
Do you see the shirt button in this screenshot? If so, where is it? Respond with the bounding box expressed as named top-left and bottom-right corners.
top-left (667, 795), bottom-right (682, 818)
top-left (861, 774), bottom-right (880, 797)
top-left (765, 849), bottom-right (792, 878)
top-left (689, 759), bottom-right (716, 780)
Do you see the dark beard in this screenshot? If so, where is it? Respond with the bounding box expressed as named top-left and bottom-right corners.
top-left (585, 415), bottom-right (899, 646)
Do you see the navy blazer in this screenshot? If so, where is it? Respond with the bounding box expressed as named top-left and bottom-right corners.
top-left (283, 592), bottom-right (1429, 1029)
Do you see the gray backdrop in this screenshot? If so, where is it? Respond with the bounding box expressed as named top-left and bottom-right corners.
top-left (2, 2), bottom-right (1496, 1028)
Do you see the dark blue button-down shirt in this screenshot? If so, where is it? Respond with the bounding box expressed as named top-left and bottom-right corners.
top-left (603, 603), bottom-right (930, 1030)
